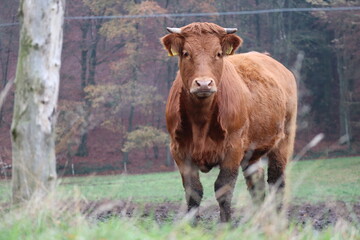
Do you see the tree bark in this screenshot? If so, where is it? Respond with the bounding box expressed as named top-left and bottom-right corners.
top-left (11, 0), bottom-right (65, 203)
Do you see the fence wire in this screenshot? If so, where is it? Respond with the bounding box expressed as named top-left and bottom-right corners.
top-left (1, 6), bottom-right (360, 28)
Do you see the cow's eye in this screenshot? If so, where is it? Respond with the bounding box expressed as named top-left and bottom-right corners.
top-left (216, 52), bottom-right (223, 58)
top-left (183, 51), bottom-right (190, 58)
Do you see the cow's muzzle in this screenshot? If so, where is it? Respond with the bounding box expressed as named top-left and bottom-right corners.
top-left (190, 77), bottom-right (217, 98)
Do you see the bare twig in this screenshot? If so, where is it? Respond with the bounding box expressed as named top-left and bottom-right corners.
top-left (0, 78), bottom-right (14, 110)
top-left (293, 133), bottom-right (325, 161)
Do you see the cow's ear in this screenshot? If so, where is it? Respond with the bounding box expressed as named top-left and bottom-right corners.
top-left (160, 34), bottom-right (184, 57)
top-left (222, 34), bottom-right (243, 55)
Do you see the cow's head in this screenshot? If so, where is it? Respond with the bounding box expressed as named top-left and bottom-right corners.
top-left (161, 22), bottom-right (242, 98)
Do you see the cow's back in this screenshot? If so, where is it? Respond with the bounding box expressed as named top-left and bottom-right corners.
top-left (226, 52), bottom-right (297, 149)
top-left (228, 52), bottom-right (296, 100)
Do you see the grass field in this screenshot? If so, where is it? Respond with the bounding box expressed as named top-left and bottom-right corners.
top-left (3, 156), bottom-right (357, 203)
top-left (0, 156), bottom-right (359, 239)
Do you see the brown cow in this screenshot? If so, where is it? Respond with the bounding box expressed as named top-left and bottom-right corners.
top-left (161, 22), bottom-right (297, 222)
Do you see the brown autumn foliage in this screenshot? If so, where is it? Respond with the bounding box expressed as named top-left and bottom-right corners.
top-left (0, 0), bottom-right (359, 175)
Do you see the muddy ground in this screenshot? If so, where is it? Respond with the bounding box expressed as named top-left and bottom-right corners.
top-left (81, 200), bottom-right (360, 230)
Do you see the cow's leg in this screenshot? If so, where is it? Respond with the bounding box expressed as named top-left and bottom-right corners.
top-left (215, 151), bottom-right (241, 222)
top-left (267, 148), bottom-right (287, 210)
top-left (267, 115), bottom-right (296, 210)
top-left (214, 168), bottom-right (238, 222)
top-left (241, 159), bottom-right (266, 206)
top-left (176, 159), bottom-right (203, 214)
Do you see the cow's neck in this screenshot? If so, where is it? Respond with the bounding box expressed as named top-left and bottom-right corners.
top-left (180, 89), bottom-right (221, 153)
top-left (183, 90), bottom-right (217, 126)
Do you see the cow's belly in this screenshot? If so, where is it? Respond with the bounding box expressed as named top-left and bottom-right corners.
top-left (191, 151), bottom-right (224, 173)
top-left (189, 133), bottom-right (228, 172)
top-left (172, 126), bottom-right (228, 172)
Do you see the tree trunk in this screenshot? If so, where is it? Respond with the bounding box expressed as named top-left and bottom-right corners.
top-left (75, 132), bottom-right (89, 157)
top-left (76, 22), bottom-right (90, 157)
top-left (87, 19), bottom-right (102, 86)
top-left (80, 21), bottom-right (89, 90)
top-left (165, 145), bottom-right (172, 166)
top-left (122, 105), bottom-right (135, 172)
top-left (337, 49), bottom-right (351, 148)
top-left (270, 0), bottom-right (286, 60)
top-left (11, 0), bottom-right (65, 203)
top-left (254, 0), bottom-right (261, 49)
top-left (76, 18), bottom-right (103, 157)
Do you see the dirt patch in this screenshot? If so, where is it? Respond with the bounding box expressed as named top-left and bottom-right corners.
top-left (80, 199), bottom-right (360, 229)
top-left (288, 201), bottom-right (360, 230)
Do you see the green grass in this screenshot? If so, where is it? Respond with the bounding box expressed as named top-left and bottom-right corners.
top-left (1, 156), bottom-right (359, 203)
top-left (0, 157), bottom-right (359, 240)
top-left (289, 156), bottom-right (360, 203)
top-left (57, 156), bottom-right (360, 204)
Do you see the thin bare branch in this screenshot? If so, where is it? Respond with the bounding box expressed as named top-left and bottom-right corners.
top-left (0, 77), bottom-right (14, 110)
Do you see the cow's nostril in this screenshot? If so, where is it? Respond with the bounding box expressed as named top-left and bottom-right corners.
top-left (195, 80), bottom-right (213, 87)
top-left (190, 78), bottom-right (217, 96)
top-left (193, 78), bottom-right (216, 91)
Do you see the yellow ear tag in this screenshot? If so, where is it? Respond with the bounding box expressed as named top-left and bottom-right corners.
top-left (226, 46), bottom-right (233, 55)
top-left (170, 48), bottom-right (178, 56)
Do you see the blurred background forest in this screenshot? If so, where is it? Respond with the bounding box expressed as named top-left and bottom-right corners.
top-left (0, 0), bottom-right (359, 176)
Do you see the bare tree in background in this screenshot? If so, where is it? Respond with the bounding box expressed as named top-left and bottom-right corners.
top-left (11, 0), bottom-right (65, 203)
